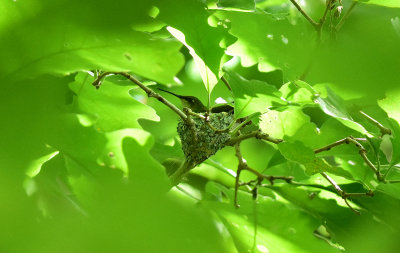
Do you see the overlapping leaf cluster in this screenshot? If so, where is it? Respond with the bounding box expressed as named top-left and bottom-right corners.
top-left (1, 0), bottom-right (400, 252)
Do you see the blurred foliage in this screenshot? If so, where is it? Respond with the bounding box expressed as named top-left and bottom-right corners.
top-left (1, 0), bottom-right (400, 252)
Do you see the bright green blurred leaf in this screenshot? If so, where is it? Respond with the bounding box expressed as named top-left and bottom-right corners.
top-left (355, 0), bottom-right (400, 8)
top-left (388, 118), bottom-right (400, 167)
top-left (378, 89), bottom-right (400, 123)
top-left (0, 0), bottom-right (183, 84)
top-left (259, 107), bottom-right (312, 139)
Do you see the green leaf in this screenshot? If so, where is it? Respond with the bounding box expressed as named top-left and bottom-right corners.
top-left (217, 0), bottom-right (256, 10)
top-left (223, 70), bottom-right (282, 118)
top-left (215, 10), bottom-right (315, 79)
top-left (69, 72), bottom-right (158, 132)
top-left (297, 81), bottom-right (368, 135)
top-left (204, 183), bottom-right (340, 253)
top-left (316, 87), bottom-right (368, 135)
top-left (0, 0), bottom-right (183, 84)
top-left (259, 107), bottom-right (312, 139)
top-left (388, 118), bottom-right (400, 166)
top-left (278, 141), bottom-right (354, 179)
top-left (378, 89), bottom-right (400, 124)
top-left (392, 17), bottom-right (400, 37)
top-left (306, 4), bottom-right (400, 98)
top-left (278, 141), bottom-right (328, 175)
top-left (351, 183), bottom-right (400, 231)
top-left (272, 185), bottom-right (398, 253)
top-left (157, 0), bottom-right (234, 93)
top-left (279, 82), bottom-right (314, 105)
top-left (333, 156), bottom-right (376, 188)
top-left (355, 0), bottom-right (400, 8)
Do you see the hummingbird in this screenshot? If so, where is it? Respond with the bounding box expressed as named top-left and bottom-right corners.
top-left (158, 88), bottom-right (233, 113)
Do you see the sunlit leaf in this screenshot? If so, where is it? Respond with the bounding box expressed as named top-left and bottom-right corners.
top-left (378, 89), bottom-right (400, 124)
top-left (215, 9), bottom-right (315, 79)
top-left (157, 0), bottom-right (235, 93)
top-left (223, 70), bottom-right (282, 118)
top-left (355, 0), bottom-right (400, 8)
top-left (69, 72), bottom-right (158, 132)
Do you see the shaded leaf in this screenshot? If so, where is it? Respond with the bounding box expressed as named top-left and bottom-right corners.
top-left (217, 0), bottom-right (256, 10)
top-left (306, 4), bottom-right (400, 98)
top-left (388, 118), bottom-right (400, 166)
top-left (204, 182), bottom-right (340, 253)
top-left (0, 0), bottom-right (183, 84)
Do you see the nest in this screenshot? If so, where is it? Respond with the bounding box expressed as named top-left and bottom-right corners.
top-left (177, 112), bottom-right (234, 166)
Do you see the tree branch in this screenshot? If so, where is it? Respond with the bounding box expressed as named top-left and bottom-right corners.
top-left (320, 172), bottom-right (373, 215)
top-left (360, 111), bottom-right (392, 136)
top-left (227, 130), bottom-right (283, 146)
top-left (289, 0), bottom-right (318, 28)
top-left (92, 71), bottom-right (187, 120)
top-left (314, 136), bottom-right (383, 180)
top-left (335, 1), bottom-right (357, 31)
top-left (233, 141), bottom-right (293, 207)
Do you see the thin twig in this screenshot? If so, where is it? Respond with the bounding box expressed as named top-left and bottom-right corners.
top-left (387, 180), bottom-right (400, 184)
top-left (335, 1), bottom-right (357, 31)
top-left (234, 143), bottom-right (245, 208)
top-left (319, 0), bottom-right (332, 28)
top-left (320, 172), bottom-right (361, 215)
top-left (314, 136), bottom-right (383, 180)
top-left (289, 0), bottom-right (318, 28)
top-left (360, 111), bottom-right (392, 136)
top-left (227, 130), bottom-right (283, 146)
top-left (314, 138), bottom-right (376, 214)
top-left (92, 71), bottom-right (187, 120)
top-left (233, 141), bottom-right (293, 207)
top-left (230, 116), bottom-right (254, 136)
top-left (297, 0), bottom-right (333, 79)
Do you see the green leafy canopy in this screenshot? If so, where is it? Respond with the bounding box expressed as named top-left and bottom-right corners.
top-left (2, 0), bottom-right (400, 253)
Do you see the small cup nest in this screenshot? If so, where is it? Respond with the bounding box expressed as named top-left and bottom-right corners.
top-left (177, 112), bottom-right (234, 166)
